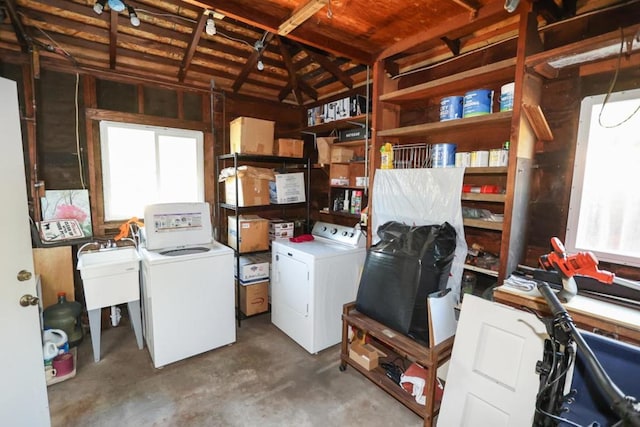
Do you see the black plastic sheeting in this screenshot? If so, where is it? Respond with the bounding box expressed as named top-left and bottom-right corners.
top-left (355, 221), bottom-right (457, 346)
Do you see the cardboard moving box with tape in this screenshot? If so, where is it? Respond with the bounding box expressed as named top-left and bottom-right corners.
top-left (220, 166), bottom-right (274, 207)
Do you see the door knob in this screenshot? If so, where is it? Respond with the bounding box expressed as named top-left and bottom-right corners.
top-left (20, 294), bottom-right (39, 307)
top-left (17, 270), bottom-right (32, 281)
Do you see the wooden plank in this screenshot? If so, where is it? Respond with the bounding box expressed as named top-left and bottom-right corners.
top-left (461, 193), bottom-right (506, 202)
top-left (377, 111), bottom-right (512, 138)
top-left (85, 108), bottom-right (209, 132)
top-left (33, 247), bottom-right (75, 309)
top-left (463, 218), bottom-right (503, 231)
top-left (522, 104), bottom-right (554, 141)
top-left (377, 0), bottom-right (508, 60)
top-left (178, 12), bottom-right (208, 82)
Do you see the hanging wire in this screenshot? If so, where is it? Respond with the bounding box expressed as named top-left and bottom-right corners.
top-left (135, 7), bottom-right (258, 50)
top-left (74, 72), bottom-right (87, 189)
top-left (597, 27), bottom-right (640, 128)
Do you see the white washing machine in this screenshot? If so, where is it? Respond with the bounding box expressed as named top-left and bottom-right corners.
top-left (271, 221), bottom-right (366, 354)
top-left (139, 202), bottom-right (235, 368)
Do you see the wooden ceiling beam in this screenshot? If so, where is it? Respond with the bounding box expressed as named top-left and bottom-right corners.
top-left (181, 0), bottom-right (371, 64)
top-left (277, 0), bottom-right (328, 36)
top-left (276, 36), bottom-right (304, 104)
top-left (448, 0), bottom-right (480, 16)
top-left (377, 0), bottom-right (508, 60)
top-left (298, 44), bottom-right (353, 90)
top-left (4, 0), bottom-right (31, 52)
top-left (232, 32), bottom-right (274, 93)
top-left (178, 11), bottom-right (207, 82)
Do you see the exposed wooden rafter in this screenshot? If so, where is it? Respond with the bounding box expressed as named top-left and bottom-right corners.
top-left (277, 0), bottom-right (328, 36)
top-left (178, 11), bottom-right (207, 82)
top-left (276, 35), bottom-right (303, 104)
top-left (232, 32), bottom-right (274, 93)
top-left (298, 43), bottom-right (353, 89)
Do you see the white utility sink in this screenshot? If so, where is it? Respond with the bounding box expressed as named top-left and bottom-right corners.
top-left (77, 247), bottom-right (141, 311)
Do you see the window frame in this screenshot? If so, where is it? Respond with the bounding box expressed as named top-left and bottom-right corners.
top-left (565, 88), bottom-right (640, 267)
top-left (98, 120), bottom-right (205, 223)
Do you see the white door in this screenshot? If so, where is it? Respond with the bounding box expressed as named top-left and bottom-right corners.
top-left (0, 77), bottom-right (50, 426)
top-left (437, 295), bottom-right (547, 427)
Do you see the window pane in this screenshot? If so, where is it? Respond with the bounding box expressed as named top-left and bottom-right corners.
top-left (158, 135), bottom-right (200, 202)
top-left (104, 127), bottom-right (157, 219)
top-left (568, 91), bottom-right (640, 266)
top-left (100, 122), bottom-right (204, 222)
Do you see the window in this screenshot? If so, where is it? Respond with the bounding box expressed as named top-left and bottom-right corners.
top-left (566, 88), bottom-right (640, 267)
top-left (99, 121), bottom-right (204, 221)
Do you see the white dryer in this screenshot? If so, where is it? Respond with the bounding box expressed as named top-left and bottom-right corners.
top-left (271, 221), bottom-right (366, 354)
top-left (139, 202), bottom-right (235, 368)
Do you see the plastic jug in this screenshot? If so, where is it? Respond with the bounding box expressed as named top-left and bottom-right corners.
top-left (43, 341), bottom-right (58, 362)
top-left (380, 142), bottom-right (394, 169)
top-left (43, 292), bottom-right (83, 347)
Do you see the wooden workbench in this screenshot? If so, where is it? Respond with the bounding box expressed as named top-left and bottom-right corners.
top-left (493, 285), bottom-right (640, 347)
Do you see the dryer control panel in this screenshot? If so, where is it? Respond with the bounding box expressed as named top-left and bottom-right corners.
top-left (311, 221), bottom-right (365, 247)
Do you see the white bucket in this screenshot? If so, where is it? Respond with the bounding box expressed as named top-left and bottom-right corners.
top-left (500, 82), bottom-right (515, 112)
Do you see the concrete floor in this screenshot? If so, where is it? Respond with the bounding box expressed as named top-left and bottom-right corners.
top-left (47, 313), bottom-right (423, 427)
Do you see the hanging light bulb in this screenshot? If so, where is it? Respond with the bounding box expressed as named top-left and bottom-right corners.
top-left (128, 6), bottom-right (140, 27)
top-left (205, 13), bottom-right (216, 36)
top-left (257, 60), bottom-right (264, 71)
top-left (107, 0), bottom-right (126, 12)
top-left (93, 0), bottom-right (106, 15)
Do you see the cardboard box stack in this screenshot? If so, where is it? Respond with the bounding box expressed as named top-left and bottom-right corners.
top-left (269, 219), bottom-right (294, 244)
top-left (235, 252), bottom-right (271, 317)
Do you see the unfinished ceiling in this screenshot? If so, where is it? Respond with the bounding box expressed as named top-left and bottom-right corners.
top-left (0, 0), bottom-right (632, 104)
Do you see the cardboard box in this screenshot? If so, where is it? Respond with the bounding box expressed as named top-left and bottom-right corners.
top-left (235, 252), bottom-right (271, 282)
top-left (269, 173), bottom-right (306, 204)
top-left (230, 117), bottom-right (275, 155)
top-left (316, 137), bottom-right (334, 165)
top-left (269, 219), bottom-right (294, 233)
top-left (227, 215), bottom-right (269, 253)
top-left (269, 230), bottom-right (294, 242)
top-left (331, 147), bottom-right (354, 163)
top-left (223, 166), bottom-right (274, 207)
top-left (238, 280), bottom-right (269, 316)
top-left (275, 138), bottom-right (304, 158)
top-left (349, 341), bottom-right (380, 371)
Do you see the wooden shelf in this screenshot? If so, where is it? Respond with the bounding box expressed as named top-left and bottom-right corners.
top-left (330, 185), bottom-right (367, 190)
top-left (377, 111), bottom-right (512, 139)
top-left (320, 210), bottom-right (361, 219)
top-left (219, 202), bottom-right (307, 212)
top-left (379, 58), bottom-right (516, 104)
top-left (463, 264), bottom-right (499, 278)
top-left (464, 166), bottom-right (507, 175)
top-left (340, 304), bottom-right (454, 426)
top-left (461, 193), bottom-right (506, 203)
top-left (463, 218), bottom-right (503, 231)
top-left (333, 139), bottom-right (368, 147)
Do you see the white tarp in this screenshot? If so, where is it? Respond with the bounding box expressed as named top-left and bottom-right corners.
top-left (371, 168), bottom-right (467, 300)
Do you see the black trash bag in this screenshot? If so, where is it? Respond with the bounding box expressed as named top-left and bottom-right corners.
top-left (355, 221), bottom-right (457, 346)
